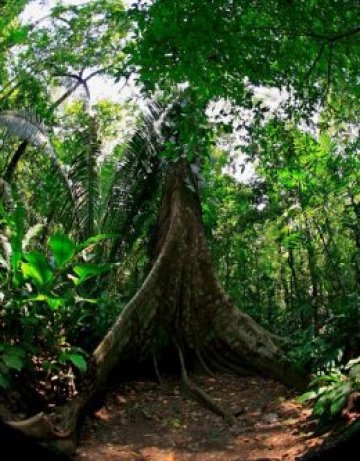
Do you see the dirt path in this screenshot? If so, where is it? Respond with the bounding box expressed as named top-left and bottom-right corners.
top-left (77, 374), bottom-right (325, 461)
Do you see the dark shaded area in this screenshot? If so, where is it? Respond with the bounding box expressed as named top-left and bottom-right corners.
top-left (0, 420), bottom-right (73, 461)
top-left (297, 424), bottom-right (360, 460)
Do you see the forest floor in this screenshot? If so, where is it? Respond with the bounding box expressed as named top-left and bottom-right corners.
top-left (77, 373), bottom-right (327, 461)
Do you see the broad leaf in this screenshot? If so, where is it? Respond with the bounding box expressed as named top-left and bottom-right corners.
top-left (2, 353), bottom-right (24, 370)
top-left (313, 395), bottom-right (329, 417)
top-left (0, 373), bottom-right (10, 389)
top-left (21, 251), bottom-right (53, 287)
top-left (297, 390), bottom-right (317, 404)
top-left (67, 353), bottom-right (87, 372)
top-left (330, 394), bottom-right (348, 416)
top-left (59, 351), bottom-right (87, 372)
top-left (49, 232), bottom-right (76, 268)
top-left (73, 263), bottom-right (112, 284)
top-left (77, 233), bottom-right (118, 252)
top-left (27, 294), bottom-right (65, 310)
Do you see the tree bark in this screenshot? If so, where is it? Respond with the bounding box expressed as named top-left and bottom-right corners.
top-left (7, 159), bottom-right (308, 451)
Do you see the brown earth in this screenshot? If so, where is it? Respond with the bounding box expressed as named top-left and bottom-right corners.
top-left (77, 373), bottom-right (326, 461)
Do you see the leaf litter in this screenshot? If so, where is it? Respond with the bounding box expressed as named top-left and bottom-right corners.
top-left (77, 374), bottom-right (327, 461)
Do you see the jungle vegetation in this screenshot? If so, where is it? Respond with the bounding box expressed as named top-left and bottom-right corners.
top-left (0, 0), bottom-right (359, 455)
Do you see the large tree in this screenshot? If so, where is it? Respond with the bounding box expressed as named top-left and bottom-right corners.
top-left (4, 0), bottom-right (359, 454)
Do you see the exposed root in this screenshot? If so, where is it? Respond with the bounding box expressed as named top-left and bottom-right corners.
top-left (195, 347), bottom-right (215, 377)
top-left (204, 338), bottom-right (251, 377)
top-left (202, 349), bottom-right (234, 374)
top-left (173, 337), bottom-right (236, 424)
top-left (210, 347), bottom-right (250, 377)
top-left (268, 331), bottom-right (289, 347)
top-left (6, 413), bottom-right (70, 440)
top-left (152, 350), bottom-right (164, 386)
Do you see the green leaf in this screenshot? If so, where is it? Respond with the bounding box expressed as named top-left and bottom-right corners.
top-left (9, 205), bottom-right (25, 272)
top-left (21, 251), bottom-right (53, 287)
top-left (330, 394), bottom-right (348, 416)
top-left (77, 233), bottom-right (118, 252)
top-left (297, 390), bottom-right (317, 404)
top-left (310, 373), bottom-right (342, 387)
top-left (47, 297), bottom-right (65, 310)
top-left (73, 263), bottom-right (112, 284)
top-left (2, 353), bottom-right (24, 370)
top-left (67, 353), bottom-right (87, 372)
top-left (313, 397), bottom-right (328, 417)
top-left (4, 345), bottom-right (25, 358)
top-left (0, 373), bottom-right (10, 389)
top-left (49, 232), bottom-right (76, 268)
top-left (10, 249), bottom-right (23, 273)
top-left (26, 294), bottom-right (65, 310)
top-left (8, 26), bottom-right (29, 45)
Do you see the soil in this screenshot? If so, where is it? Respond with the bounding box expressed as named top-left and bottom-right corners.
top-left (77, 373), bottom-right (326, 461)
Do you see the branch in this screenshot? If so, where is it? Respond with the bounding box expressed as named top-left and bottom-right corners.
top-left (52, 72), bottom-right (85, 82)
top-left (3, 65), bottom-right (114, 180)
top-left (302, 42), bottom-right (326, 82)
top-left (52, 65), bottom-right (112, 109)
top-left (232, 24), bottom-right (360, 43)
top-left (323, 42), bottom-right (334, 102)
top-left (52, 72), bottom-right (91, 101)
top-left (329, 26), bottom-right (360, 42)
top-left (0, 75), bottom-right (18, 94)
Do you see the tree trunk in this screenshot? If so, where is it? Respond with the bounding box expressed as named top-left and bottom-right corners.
top-left (7, 159), bottom-right (308, 451)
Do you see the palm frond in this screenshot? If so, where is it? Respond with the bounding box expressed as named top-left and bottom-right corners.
top-left (0, 110), bottom-right (80, 230)
top-left (0, 110), bottom-right (53, 155)
top-left (69, 116), bottom-right (100, 240)
top-left (101, 102), bottom-right (164, 261)
top-left (0, 110), bottom-right (69, 182)
top-left (22, 222), bottom-right (44, 251)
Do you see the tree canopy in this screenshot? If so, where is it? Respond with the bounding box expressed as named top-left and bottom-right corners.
top-left (130, 0), bottom-right (359, 113)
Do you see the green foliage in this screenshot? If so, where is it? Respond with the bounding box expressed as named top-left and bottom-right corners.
top-left (0, 1), bottom-right (28, 59)
top-left (49, 232), bottom-right (76, 268)
top-left (298, 357), bottom-right (360, 426)
top-left (202, 118), bottom-right (359, 374)
top-left (0, 344), bottom-right (25, 389)
top-left (131, 0), bottom-right (360, 117)
top-left (0, 203), bottom-right (115, 391)
top-left (0, 0), bottom-right (359, 419)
